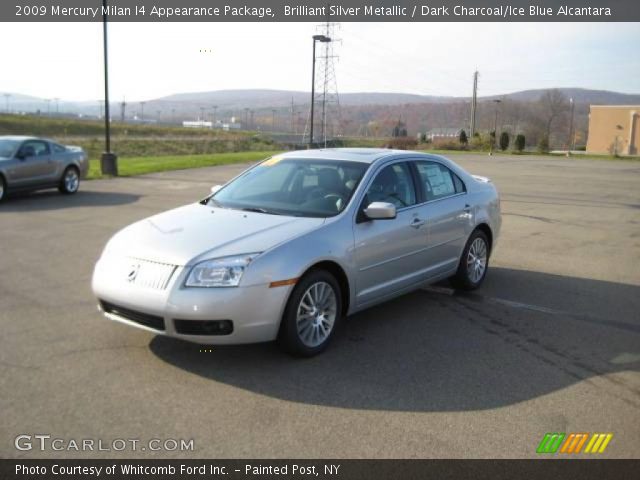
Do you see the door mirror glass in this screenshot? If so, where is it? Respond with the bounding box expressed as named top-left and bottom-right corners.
top-left (364, 201), bottom-right (396, 220)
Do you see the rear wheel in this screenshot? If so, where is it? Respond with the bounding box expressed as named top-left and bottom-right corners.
top-left (59, 166), bottom-right (80, 194)
top-left (277, 270), bottom-right (342, 357)
top-left (0, 176), bottom-right (5, 202)
top-left (450, 229), bottom-right (490, 291)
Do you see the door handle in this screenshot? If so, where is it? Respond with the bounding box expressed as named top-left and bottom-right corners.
top-left (463, 204), bottom-right (472, 213)
top-left (410, 218), bottom-right (426, 228)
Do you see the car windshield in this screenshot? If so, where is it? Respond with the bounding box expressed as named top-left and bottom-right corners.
top-left (209, 156), bottom-right (369, 217)
top-left (0, 139), bottom-right (20, 158)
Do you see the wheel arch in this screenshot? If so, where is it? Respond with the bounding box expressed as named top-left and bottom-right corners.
top-left (301, 260), bottom-right (350, 317)
top-left (474, 222), bottom-right (493, 256)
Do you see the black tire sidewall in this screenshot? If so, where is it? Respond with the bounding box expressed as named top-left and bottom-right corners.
top-left (278, 270), bottom-right (342, 357)
top-left (60, 166), bottom-right (80, 194)
top-left (0, 176), bottom-right (5, 202)
top-left (453, 230), bottom-right (490, 290)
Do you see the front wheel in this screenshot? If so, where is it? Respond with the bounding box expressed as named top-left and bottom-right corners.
top-left (0, 176), bottom-right (6, 202)
top-left (59, 166), bottom-right (80, 194)
top-left (450, 230), bottom-right (490, 291)
top-left (277, 270), bottom-right (342, 357)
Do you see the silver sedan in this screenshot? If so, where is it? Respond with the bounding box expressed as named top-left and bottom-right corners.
top-left (0, 136), bottom-right (89, 201)
top-left (92, 149), bottom-right (501, 356)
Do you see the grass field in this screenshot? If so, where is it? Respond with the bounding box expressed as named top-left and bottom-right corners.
top-left (87, 151), bottom-right (278, 179)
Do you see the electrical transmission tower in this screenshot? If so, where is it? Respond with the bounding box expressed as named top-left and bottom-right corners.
top-left (303, 20), bottom-right (342, 147)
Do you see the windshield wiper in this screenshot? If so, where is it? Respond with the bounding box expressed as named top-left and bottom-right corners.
top-left (240, 207), bottom-right (281, 215)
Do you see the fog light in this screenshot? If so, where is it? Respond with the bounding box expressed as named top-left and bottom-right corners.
top-left (174, 319), bottom-right (234, 335)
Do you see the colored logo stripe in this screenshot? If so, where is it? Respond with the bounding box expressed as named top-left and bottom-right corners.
top-left (536, 433), bottom-right (566, 453)
top-left (584, 433), bottom-right (613, 453)
top-left (537, 433), bottom-right (613, 454)
top-left (559, 433), bottom-right (589, 453)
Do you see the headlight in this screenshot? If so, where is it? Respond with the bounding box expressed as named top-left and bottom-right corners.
top-left (185, 253), bottom-right (260, 288)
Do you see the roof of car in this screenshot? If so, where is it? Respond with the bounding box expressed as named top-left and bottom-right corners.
top-left (277, 148), bottom-right (430, 164)
top-left (0, 135), bottom-right (40, 141)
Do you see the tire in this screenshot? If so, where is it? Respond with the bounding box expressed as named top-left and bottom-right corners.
top-left (450, 229), bottom-right (490, 291)
top-left (277, 270), bottom-right (343, 357)
top-left (59, 166), bottom-right (80, 194)
top-left (0, 175), bottom-right (5, 202)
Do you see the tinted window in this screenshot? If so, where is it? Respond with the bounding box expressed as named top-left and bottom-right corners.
top-left (21, 140), bottom-right (50, 157)
top-left (364, 162), bottom-right (416, 209)
top-left (415, 161), bottom-right (463, 201)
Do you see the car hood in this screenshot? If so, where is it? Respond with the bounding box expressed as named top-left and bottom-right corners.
top-left (103, 203), bottom-right (325, 266)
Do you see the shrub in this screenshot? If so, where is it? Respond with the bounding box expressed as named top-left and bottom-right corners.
top-left (514, 134), bottom-right (525, 152)
top-left (459, 130), bottom-right (468, 146)
top-left (537, 135), bottom-right (550, 153)
top-left (384, 137), bottom-right (418, 150)
top-left (499, 132), bottom-right (510, 151)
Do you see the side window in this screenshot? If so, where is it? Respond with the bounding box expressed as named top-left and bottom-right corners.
top-left (52, 143), bottom-right (67, 153)
top-left (22, 140), bottom-right (50, 157)
top-left (415, 161), bottom-right (463, 201)
top-left (364, 162), bottom-right (416, 209)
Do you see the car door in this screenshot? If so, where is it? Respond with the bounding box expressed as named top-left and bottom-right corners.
top-left (414, 160), bottom-right (470, 278)
top-left (353, 161), bottom-right (429, 307)
top-left (12, 140), bottom-right (55, 187)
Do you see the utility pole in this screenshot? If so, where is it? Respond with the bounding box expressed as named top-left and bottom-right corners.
top-left (54, 98), bottom-right (60, 115)
top-left (171, 108), bottom-right (176, 124)
top-left (470, 70), bottom-right (478, 138)
top-left (139, 101), bottom-right (146, 121)
top-left (120, 97), bottom-right (126, 122)
top-left (3, 93), bottom-right (10, 113)
top-left (212, 105), bottom-right (217, 126)
top-left (567, 97), bottom-right (575, 156)
top-left (290, 97), bottom-right (295, 133)
top-left (101, 0), bottom-right (118, 175)
top-left (244, 108), bottom-right (249, 129)
top-left (98, 100), bottom-right (104, 118)
top-left (272, 109), bottom-right (277, 132)
top-left (45, 99), bottom-right (51, 116)
top-left (489, 99), bottom-right (501, 156)
top-left (200, 106), bottom-right (205, 122)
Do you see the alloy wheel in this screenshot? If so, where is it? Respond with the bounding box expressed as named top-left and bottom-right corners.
top-left (295, 281), bottom-right (337, 348)
top-left (466, 237), bottom-right (487, 283)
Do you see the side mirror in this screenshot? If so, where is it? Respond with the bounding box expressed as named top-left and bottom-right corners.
top-left (210, 185), bottom-right (223, 194)
top-left (363, 201), bottom-right (396, 220)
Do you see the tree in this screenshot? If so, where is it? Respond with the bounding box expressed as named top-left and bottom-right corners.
top-left (539, 89), bottom-right (569, 146)
top-left (459, 129), bottom-right (468, 146)
top-left (537, 135), bottom-right (550, 153)
top-left (515, 134), bottom-right (526, 152)
top-left (499, 131), bottom-right (510, 151)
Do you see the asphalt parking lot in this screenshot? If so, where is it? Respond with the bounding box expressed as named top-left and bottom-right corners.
top-left (1, 153), bottom-right (639, 459)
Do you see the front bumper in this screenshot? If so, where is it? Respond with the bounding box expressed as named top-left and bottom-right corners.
top-left (92, 257), bottom-right (291, 345)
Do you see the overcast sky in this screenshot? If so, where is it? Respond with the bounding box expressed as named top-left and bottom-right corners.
top-left (1, 22), bottom-right (638, 101)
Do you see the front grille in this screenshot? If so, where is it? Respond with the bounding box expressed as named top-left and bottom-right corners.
top-left (100, 300), bottom-right (165, 331)
top-left (105, 256), bottom-right (177, 290)
top-left (126, 258), bottom-right (177, 290)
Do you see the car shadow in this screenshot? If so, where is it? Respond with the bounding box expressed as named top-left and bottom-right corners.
top-left (1, 189), bottom-right (139, 211)
top-left (150, 267), bottom-right (640, 412)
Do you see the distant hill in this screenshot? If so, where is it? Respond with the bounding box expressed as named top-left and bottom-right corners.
top-left (149, 87), bottom-right (640, 111)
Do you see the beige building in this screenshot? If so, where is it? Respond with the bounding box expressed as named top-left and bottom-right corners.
top-left (586, 105), bottom-right (639, 155)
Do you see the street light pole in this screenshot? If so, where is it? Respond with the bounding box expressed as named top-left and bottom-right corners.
top-left (489, 99), bottom-right (501, 156)
top-left (309, 34), bottom-right (330, 148)
top-left (567, 97), bottom-right (575, 156)
top-left (101, 0), bottom-right (118, 175)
